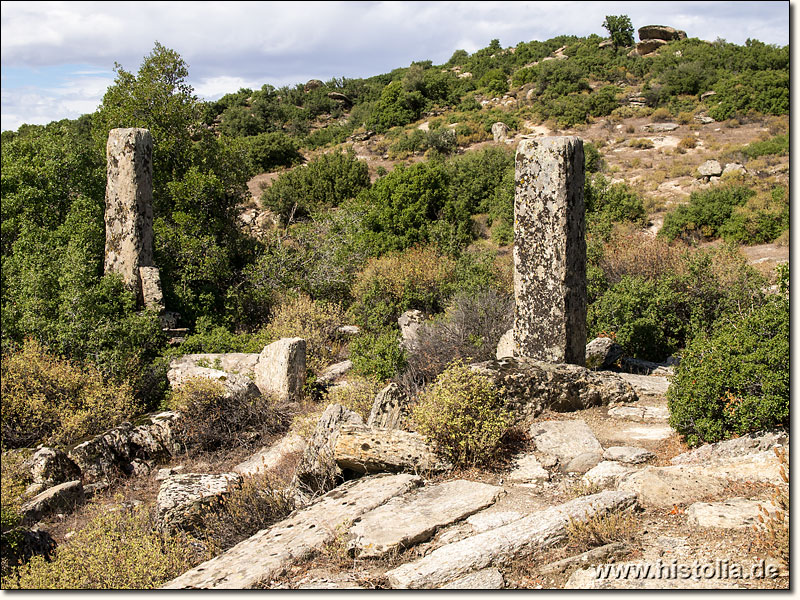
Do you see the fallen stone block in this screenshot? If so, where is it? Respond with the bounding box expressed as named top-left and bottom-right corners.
top-left (162, 474), bottom-right (421, 589)
top-left (21, 480), bottom-right (85, 525)
top-left (349, 480), bottom-right (501, 558)
top-left (582, 461), bottom-right (638, 488)
top-left (334, 424), bottom-right (450, 474)
top-left (687, 498), bottom-right (769, 529)
top-left (529, 420), bottom-right (603, 468)
top-left (617, 466), bottom-right (725, 508)
top-left (156, 472), bottom-right (242, 532)
top-left (472, 358), bottom-right (637, 420)
top-left (603, 446), bottom-right (655, 465)
top-left (255, 338), bottom-right (306, 402)
top-left (506, 454), bottom-right (549, 483)
top-left (168, 353), bottom-right (260, 377)
top-left (540, 541), bottom-right (631, 574)
top-left (670, 431), bottom-right (788, 465)
top-left (366, 383), bottom-right (410, 430)
top-left (440, 567), bottom-right (505, 589)
top-left (317, 360), bottom-right (353, 384)
top-left (234, 433), bottom-right (306, 478)
top-left (466, 510), bottom-right (526, 533)
top-left (385, 490), bottom-right (637, 589)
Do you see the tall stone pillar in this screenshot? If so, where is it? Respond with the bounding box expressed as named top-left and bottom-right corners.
top-left (104, 128), bottom-right (161, 309)
top-left (513, 136), bottom-right (586, 365)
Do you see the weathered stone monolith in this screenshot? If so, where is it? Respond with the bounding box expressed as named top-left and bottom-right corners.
top-left (104, 128), bottom-right (155, 305)
top-left (513, 137), bottom-right (586, 365)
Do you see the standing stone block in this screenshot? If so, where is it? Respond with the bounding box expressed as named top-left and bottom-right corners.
top-left (514, 137), bottom-right (586, 365)
top-left (254, 338), bottom-right (306, 402)
top-left (104, 128), bottom-right (154, 304)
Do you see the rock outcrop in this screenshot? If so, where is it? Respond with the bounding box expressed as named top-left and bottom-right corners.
top-left (156, 472), bottom-right (242, 532)
top-left (366, 383), bottom-right (410, 429)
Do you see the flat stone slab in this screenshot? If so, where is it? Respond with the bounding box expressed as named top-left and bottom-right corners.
top-left (687, 498), bottom-right (768, 529)
top-left (163, 474), bottom-right (421, 589)
top-left (670, 431), bottom-right (788, 465)
top-left (439, 568), bottom-right (505, 589)
top-left (234, 434), bottom-right (306, 478)
top-left (529, 420), bottom-right (603, 466)
top-left (349, 480), bottom-right (502, 558)
top-left (540, 542), bottom-right (631, 575)
top-left (622, 425), bottom-right (675, 441)
top-left (169, 353), bottom-right (260, 376)
top-left (466, 510), bottom-right (525, 533)
top-left (506, 454), bottom-right (549, 483)
top-left (614, 373), bottom-right (670, 397)
top-left (603, 446), bottom-right (655, 464)
top-left (582, 461), bottom-right (638, 488)
top-left (21, 480), bottom-right (84, 524)
top-left (618, 467), bottom-right (725, 508)
top-left (608, 404), bottom-right (669, 422)
top-left (385, 490), bottom-right (637, 589)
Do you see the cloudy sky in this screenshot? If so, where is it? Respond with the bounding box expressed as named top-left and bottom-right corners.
top-left (0, 1), bottom-right (791, 131)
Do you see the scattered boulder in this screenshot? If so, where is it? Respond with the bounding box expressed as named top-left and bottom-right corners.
top-left (638, 25), bottom-right (687, 41)
top-left (385, 490), bottom-right (638, 589)
top-left (528, 420), bottom-right (603, 472)
top-left (723, 162), bottom-right (747, 176)
top-left (505, 453), bottom-right (550, 483)
top-left (636, 39), bottom-right (669, 55)
top-left (471, 357), bottom-right (638, 420)
top-left (292, 404), bottom-right (363, 498)
top-left (603, 446), bottom-right (655, 464)
top-left (317, 360), bottom-right (352, 385)
top-left (255, 338), bottom-right (306, 402)
top-left (168, 353), bottom-right (260, 377)
top-left (697, 159), bottom-right (723, 180)
top-left (398, 310), bottom-right (425, 349)
top-left (687, 498), bottom-right (770, 529)
top-left (326, 91), bottom-right (353, 107)
top-left (440, 568), bottom-right (505, 589)
top-left (156, 472), bottom-right (242, 532)
top-left (564, 452), bottom-right (603, 474)
top-left (495, 329), bottom-right (514, 359)
top-left (167, 366), bottom-right (261, 401)
top-left (337, 325), bottom-right (361, 337)
top-left (585, 337), bottom-right (623, 370)
top-left (21, 480), bottom-right (85, 525)
top-left (233, 433), bottom-right (306, 478)
top-left (163, 474), bottom-right (421, 589)
top-left (618, 466), bottom-right (725, 508)
top-left (333, 424), bottom-right (450, 474)
top-left (491, 122), bottom-right (509, 142)
top-left (367, 383), bottom-right (410, 429)
top-left (642, 122), bottom-right (679, 132)
top-left (304, 79), bottom-right (323, 92)
top-left (700, 90), bottom-right (717, 102)
top-left (24, 447), bottom-right (81, 488)
top-left (348, 480), bottom-right (502, 558)
top-left (695, 114), bottom-right (715, 124)
top-left (582, 461), bottom-right (637, 487)
top-left (670, 431), bottom-right (788, 465)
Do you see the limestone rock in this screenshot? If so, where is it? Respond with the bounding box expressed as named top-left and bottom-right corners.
top-left (156, 466), bottom-right (185, 481)
top-left (168, 353), bottom-right (260, 377)
top-left (333, 424), bottom-right (450, 474)
top-left (167, 366), bottom-right (261, 402)
top-left (698, 159), bottom-right (723, 178)
top-left (440, 568), bottom-right (505, 589)
top-left (491, 122), bottom-right (509, 142)
top-left (514, 137), bottom-right (586, 365)
top-left (642, 122), bottom-right (679, 132)
top-left (21, 480), bottom-right (84, 524)
top-left (670, 431), bottom-right (788, 465)
top-left (162, 474), bottom-right (421, 589)
top-left (233, 433), bottom-right (306, 478)
top-left (304, 79), bottom-right (323, 92)
top-left (255, 338), bottom-right (306, 402)
top-left (69, 411), bottom-right (181, 482)
top-left (540, 541), bottom-right (630, 574)
top-left (337, 325), bottom-right (361, 337)
top-left (348, 480), bottom-right (502, 557)
top-left (723, 163), bottom-right (746, 176)
top-left (292, 404), bottom-right (363, 498)
top-left (495, 328), bottom-right (515, 359)
top-left (104, 128), bottom-right (154, 304)
top-left (466, 510), bottom-right (525, 533)
top-left (398, 310), bottom-right (425, 349)
top-left (366, 383), bottom-right (410, 429)
top-left (613, 373), bottom-right (670, 398)
top-left (636, 39), bottom-right (669, 55)
top-left (638, 25), bottom-right (687, 41)
top-left (385, 490), bottom-right (638, 589)
top-left (617, 466), bottom-right (725, 508)
top-left (695, 114), bottom-right (715, 124)
top-left (139, 266), bottom-right (164, 312)
top-left (687, 498), bottom-right (769, 529)
top-left (471, 357), bottom-right (637, 420)
top-left (564, 452), bottom-right (603, 474)
top-left (622, 425), bottom-right (675, 441)
top-left (156, 472), bottom-right (242, 532)
top-left (506, 453), bottom-right (549, 483)
top-left (582, 461), bottom-right (637, 487)
top-left (25, 447), bottom-right (81, 488)
top-left (317, 360), bottom-right (352, 384)
top-left (608, 403), bottom-right (669, 422)
top-left (585, 337), bottom-right (623, 370)
top-left (603, 446), bottom-right (655, 464)
top-left (528, 420), bottom-right (602, 469)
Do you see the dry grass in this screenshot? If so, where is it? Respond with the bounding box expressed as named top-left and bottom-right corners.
top-left (753, 447), bottom-right (788, 568)
top-left (566, 508), bottom-right (640, 552)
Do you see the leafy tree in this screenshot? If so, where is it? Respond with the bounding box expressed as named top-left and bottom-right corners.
top-left (602, 15), bottom-right (635, 50)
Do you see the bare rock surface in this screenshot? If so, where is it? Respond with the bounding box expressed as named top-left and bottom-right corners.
top-left (333, 424), bottom-right (449, 474)
top-left (603, 446), bottom-right (655, 464)
top-left (385, 490), bottom-right (637, 589)
top-left (156, 472), bottom-right (242, 532)
top-left (687, 498), bottom-right (769, 529)
top-left (255, 338), bottom-right (306, 402)
top-left (166, 366), bottom-right (260, 401)
top-left (565, 565), bottom-right (743, 589)
top-left (698, 159), bottom-right (723, 178)
top-left (162, 474), bottom-right (421, 589)
top-left (670, 431), bottom-right (788, 465)
top-left (25, 447), bottom-right (81, 488)
top-left (21, 480), bottom-right (85, 524)
top-left (366, 383), bottom-right (410, 429)
top-left (618, 466), bottom-right (725, 508)
top-left (440, 567), bottom-right (505, 589)
top-left (622, 425), bottom-right (675, 441)
top-left (234, 433), bottom-right (306, 478)
top-left (349, 480), bottom-right (502, 558)
top-left (540, 542), bottom-right (631, 574)
top-left (582, 461), bottom-right (638, 487)
top-left (529, 420), bottom-right (603, 468)
top-left (466, 510), bottom-right (525, 533)
top-left (585, 337), bottom-right (623, 369)
top-left (495, 328), bottom-right (515, 359)
top-left (317, 360), bottom-right (352, 384)
top-left (612, 373), bottom-right (670, 398)
top-left (168, 353), bottom-right (260, 376)
top-left (506, 453), bottom-right (550, 483)
top-left (472, 358), bottom-right (637, 420)
top-left (608, 403), bottom-right (669, 421)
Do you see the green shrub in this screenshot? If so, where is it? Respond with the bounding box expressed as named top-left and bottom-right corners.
top-left (719, 186), bottom-right (789, 245)
top-left (667, 291), bottom-right (789, 447)
top-left (326, 376), bottom-right (385, 420)
top-left (741, 133), bottom-right (789, 159)
top-left (1, 452), bottom-right (28, 577)
top-left (168, 377), bottom-right (286, 452)
top-left (1, 339), bottom-right (141, 448)
top-left (367, 80), bottom-right (426, 133)
top-left (349, 330), bottom-right (407, 381)
top-left (412, 362), bottom-right (512, 467)
top-left (585, 175), bottom-right (647, 238)
top-left (659, 184), bottom-right (755, 242)
top-left (245, 131), bottom-right (302, 172)
top-left (6, 503), bottom-right (201, 589)
top-left (584, 142), bottom-right (605, 173)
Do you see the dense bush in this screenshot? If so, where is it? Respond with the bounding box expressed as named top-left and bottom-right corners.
top-left (585, 175), bottom-right (647, 238)
top-left (412, 362), bottom-right (512, 467)
top-left (325, 376), bottom-right (385, 420)
top-left (741, 133), bottom-right (789, 159)
top-left (6, 504), bottom-right (201, 589)
top-left (719, 186), bottom-right (789, 244)
top-left (168, 377), bottom-right (286, 452)
top-left (244, 131), bottom-right (302, 172)
top-left (667, 287), bottom-right (789, 447)
top-left (659, 184), bottom-right (755, 243)
top-left (349, 330), bottom-right (407, 381)
top-left (1, 340), bottom-right (141, 448)
top-left (261, 149), bottom-right (370, 223)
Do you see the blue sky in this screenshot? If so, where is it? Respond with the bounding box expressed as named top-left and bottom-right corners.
top-left (0, 1), bottom-right (791, 131)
